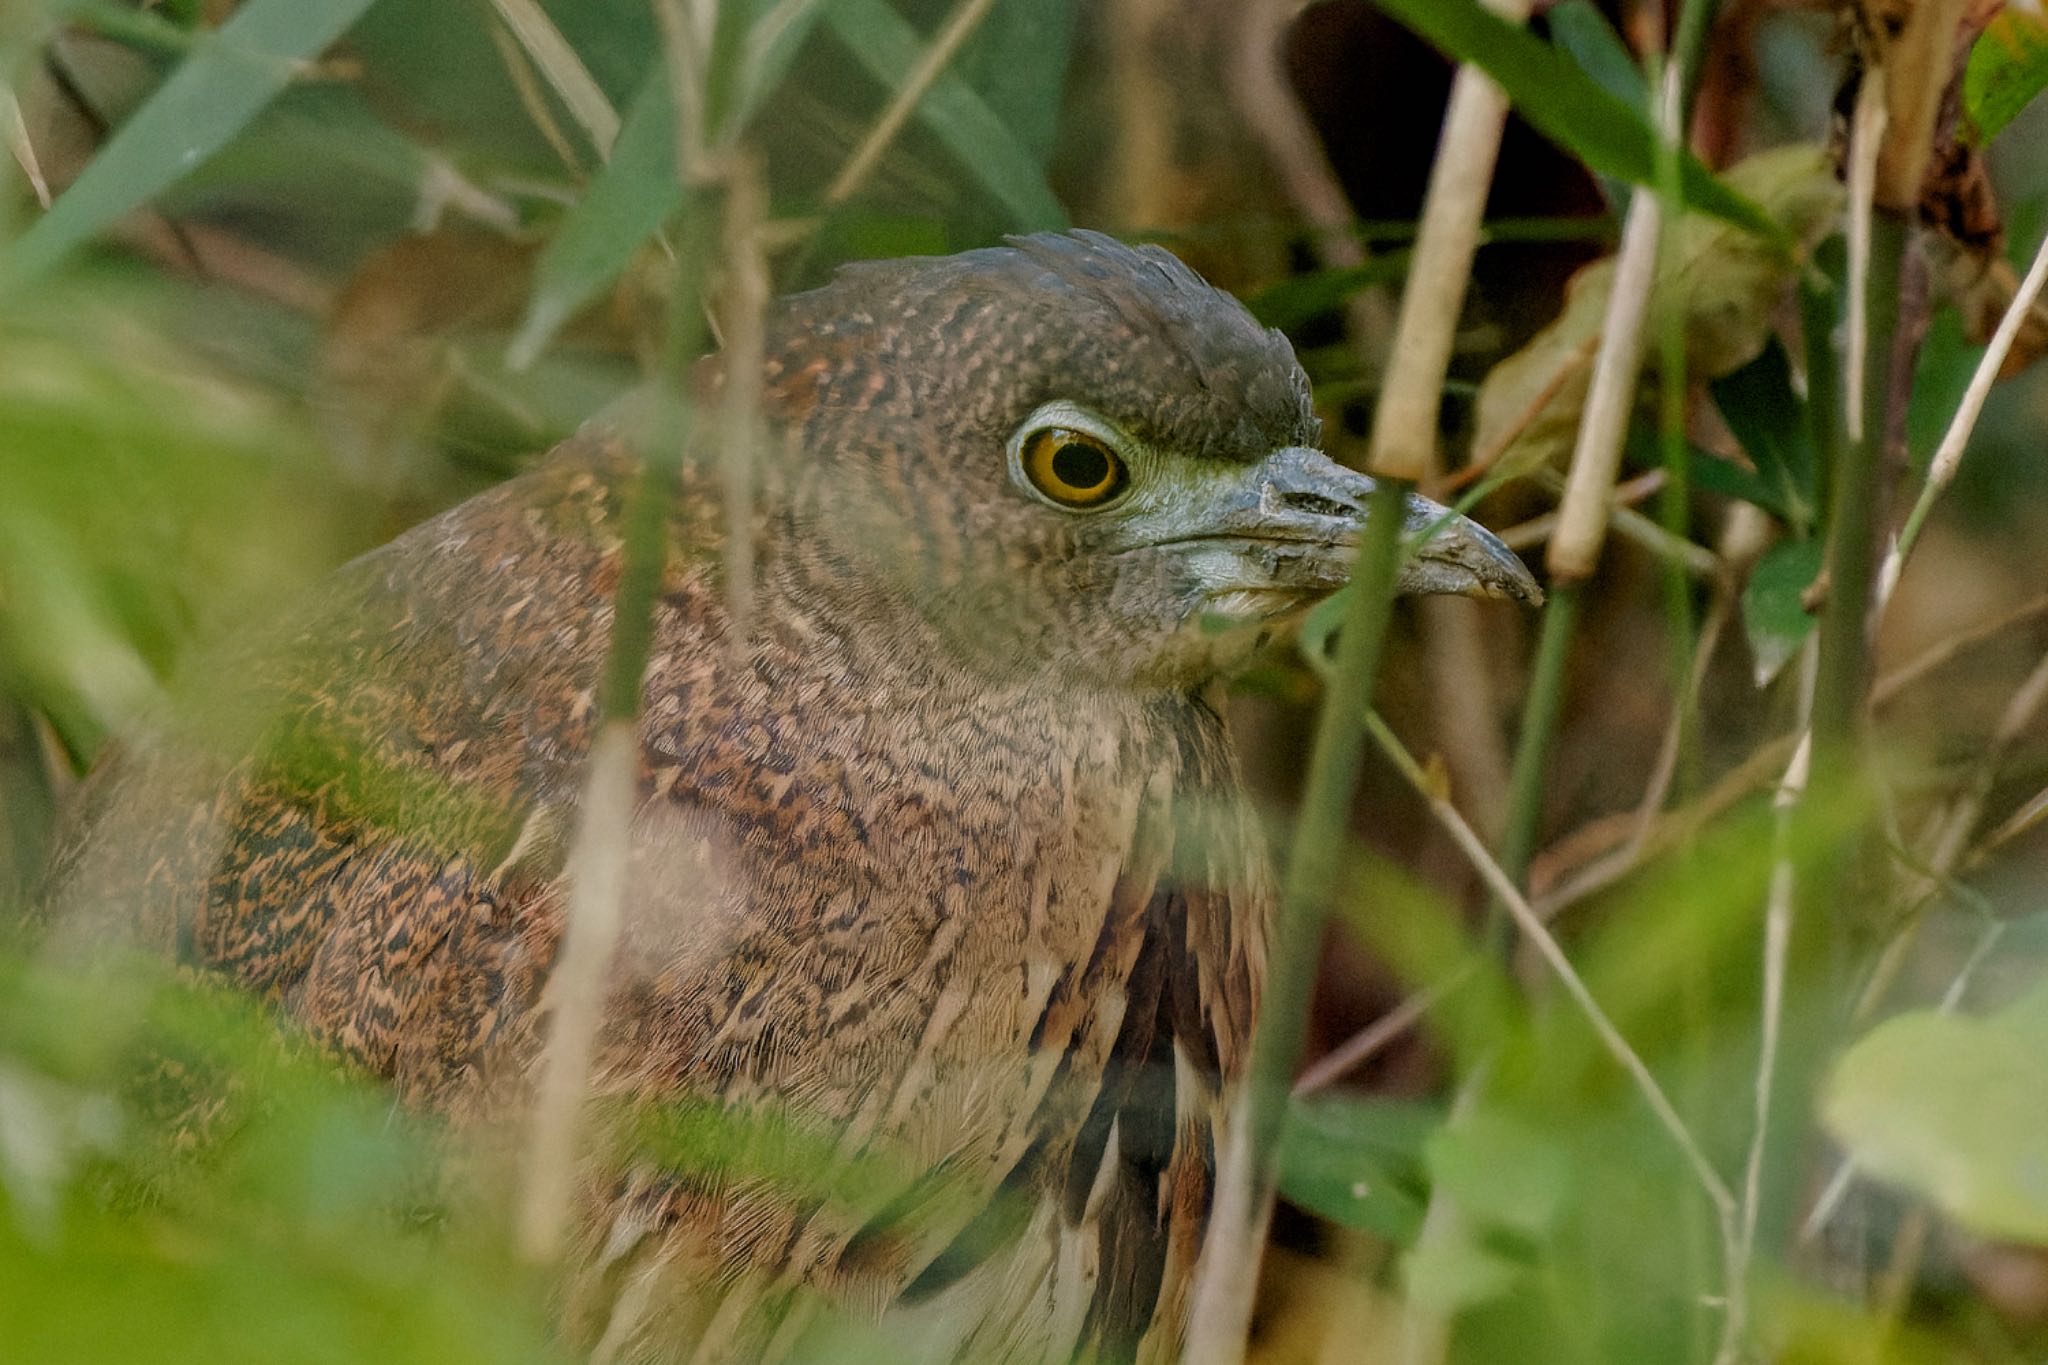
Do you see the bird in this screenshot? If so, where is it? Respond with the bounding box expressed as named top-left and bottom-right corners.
top-left (43, 230), bottom-right (1539, 1363)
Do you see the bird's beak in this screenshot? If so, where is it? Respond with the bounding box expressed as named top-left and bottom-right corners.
top-left (1171, 445), bottom-right (1543, 607)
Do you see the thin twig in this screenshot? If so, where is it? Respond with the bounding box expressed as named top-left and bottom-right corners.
top-left (486, 0), bottom-right (620, 158)
top-left (1624, 589), bottom-right (1732, 856)
top-left (488, 20), bottom-right (586, 177)
top-left (1874, 591), bottom-right (2048, 699)
top-left (1229, 0), bottom-right (1398, 391)
top-left (823, 0), bottom-right (1001, 207)
top-left (1294, 969), bottom-right (1467, 1096)
top-left (1365, 712), bottom-right (1739, 1228)
top-left (1877, 221), bottom-right (2048, 608)
top-left (1977, 782), bottom-right (2048, 860)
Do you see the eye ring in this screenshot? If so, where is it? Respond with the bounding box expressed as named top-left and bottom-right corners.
top-left (1018, 425), bottom-right (1130, 510)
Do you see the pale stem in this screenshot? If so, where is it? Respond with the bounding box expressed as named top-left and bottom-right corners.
top-left (1843, 75), bottom-right (1887, 447)
top-left (518, 721), bottom-right (639, 1259)
top-left (1545, 182), bottom-right (1663, 581)
top-left (1367, 0), bottom-right (1533, 482)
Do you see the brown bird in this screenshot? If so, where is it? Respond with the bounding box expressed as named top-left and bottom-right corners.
top-left (45, 232), bottom-right (1537, 1362)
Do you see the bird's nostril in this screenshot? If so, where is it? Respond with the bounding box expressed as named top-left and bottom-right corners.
top-left (1274, 490), bottom-right (1356, 520)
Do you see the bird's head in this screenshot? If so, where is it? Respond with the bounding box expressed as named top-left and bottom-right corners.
top-left (762, 231), bottom-right (1539, 691)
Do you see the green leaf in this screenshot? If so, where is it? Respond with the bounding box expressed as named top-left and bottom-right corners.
top-left (825, 0), bottom-right (1066, 231)
top-left (2, 0), bottom-right (383, 292)
top-left (1739, 538), bottom-right (1822, 688)
top-left (732, 0), bottom-right (843, 129)
top-left (509, 0), bottom-right (840, 367)
top-left (1824, 984), bottom-right (2048, 1244)
top-left (1369, 0), bottom-right (1783, 244)
top-left (1403, 1111), bottom-right (1569, 1314)
top-left (1547, 0), bottom-right (1645, 110)
top-left (1425, 1110), bottom-right (1570, 1241)
top-left (1685, 447), bottom-right (1789, 520)
top-left (1710, 339), bottom-right (1816, 527)
top-left (1964, 9), bottom-right (2048, 146)
top-left (1278, 1094), bottom-right (1439, 1243)
top-left (951, 0), bottom-right (1080, 166)
top-left (509, 73), bottom-right (683, 370)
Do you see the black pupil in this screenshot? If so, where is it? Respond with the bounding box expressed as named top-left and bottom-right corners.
top-left (1050, 441), bottom-right (1111, 491)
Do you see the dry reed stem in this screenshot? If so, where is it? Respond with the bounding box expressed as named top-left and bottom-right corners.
top-left (1872, 0), bottom-right (1966, 213)
top-left (1546, 171), bottom-right (1664, 581)
top-left (486, 0), bottom-right (620, 158)
top-left (1843, 75), bottom-right (1887, 447)
top-left (1367, 0), bottom-right (1533, 482)
top-left (518, 720), bottom-right (639, 1259)
top-left (824, 0), bottom-right (1001, 207)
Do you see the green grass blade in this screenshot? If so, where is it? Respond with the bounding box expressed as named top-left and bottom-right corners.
top-left (1371, 0), bottom-right (1784, 246)
top-left (824, 0), bottom-right (1065, 231)
top-left (2, 0), bottom-right (382, 292)
top-left (508, 73), bottom-right (682, 370)
top-left (511, 0), bottom-right (837, 368)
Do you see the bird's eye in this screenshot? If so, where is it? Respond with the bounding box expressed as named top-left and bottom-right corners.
top-left (1019, 426), bottom-right (1129, 509)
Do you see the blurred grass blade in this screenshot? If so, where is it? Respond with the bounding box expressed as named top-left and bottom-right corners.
top-left (824, 0), bottom-right (1065, 230)
top-left (1964, 8), bottom-right (2048, 146)
top-left (1371, 0), bottom-right (1782, 245)
top-left (735, 0), bottom-right (839, 119)
top-left (1246, 254), bottom-right (1411, 330)
top-left (1546, 0), bottom-right (1645, 109)
top-left (1, 0), bottom-right (380, 292)
top-left (509, 73), bottom-right (680, 369)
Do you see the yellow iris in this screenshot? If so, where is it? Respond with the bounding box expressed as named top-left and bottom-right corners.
top-left (1021, 427), bottom-right (1128, 508)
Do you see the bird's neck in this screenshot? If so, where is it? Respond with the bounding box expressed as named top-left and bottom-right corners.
top-left (749, 525), bottom-right (1156, 716)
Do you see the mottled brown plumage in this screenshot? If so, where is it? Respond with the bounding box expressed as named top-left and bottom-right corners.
top-left (46, 232), bottom-right (1536, 1362)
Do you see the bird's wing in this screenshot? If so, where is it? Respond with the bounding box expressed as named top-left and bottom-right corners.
top-left (1079, 704), bottom-right (1271, 1365)
top-left (850, 703), bottom-right (1268, 1365)
top-left (43, 433), bottom-right (644, 1106)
